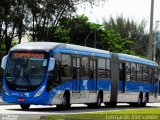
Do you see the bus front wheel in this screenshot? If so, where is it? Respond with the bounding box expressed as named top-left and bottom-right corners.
top-left (20, 104), bottom-right (30, 110)
top-left (57, 93), bottom-right (70, 110)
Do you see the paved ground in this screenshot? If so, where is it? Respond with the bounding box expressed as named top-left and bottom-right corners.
top-left (0, 103), bottom-right (160, 120)
top-left (0, 96), bottom-right (160, 120)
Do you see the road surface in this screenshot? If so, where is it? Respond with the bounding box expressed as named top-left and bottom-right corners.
top-left (0, 103), bottom-right (160, 120)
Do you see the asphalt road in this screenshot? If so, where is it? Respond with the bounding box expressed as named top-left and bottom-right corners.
top-left (0, 103), bottom-right (160, 120)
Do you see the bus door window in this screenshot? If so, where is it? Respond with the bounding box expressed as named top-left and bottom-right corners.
top-left (125, 62), bottom-right (131, 81)
top-left (106, 59), bottom-right (111, 80)
top-left (143, 65), bottom-right (148, 82)
top-left (119, 62), bottom-right (125, 93)
top-left (149, 68), bottom-right (154, 94)
top-left (154, 68), bottom-right (158, 97)
top-left (98, 58), bottom-right (106, 80)
top-left (72, 57), bottom-right (81, 93)
top-left (81, 57), bottom-right (89, 90)
top-left (131, 63), bottom-right (137, 81)
top-left (137, 64), bottom-right (143, 82)
top-left (61, 54), bottom-right (72, 82)
top-left (89, 59), bottom-right (97, 92)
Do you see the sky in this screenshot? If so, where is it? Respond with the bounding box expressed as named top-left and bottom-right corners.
top-left (77, 0), bottom-right (160, 31)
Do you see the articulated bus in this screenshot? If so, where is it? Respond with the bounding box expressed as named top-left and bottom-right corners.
top-left (1, 42), bottom-right (159, 110)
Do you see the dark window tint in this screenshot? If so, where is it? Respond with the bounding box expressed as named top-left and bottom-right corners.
top-left (106, 59), bottom-right (111, 79)
top-left (98, 58), bottom-right (106, 80)
top-left (81, 57), bottom-right (89, 79)
top-left (143, 65), bottom-right (148, 82)
top-left (131, 63), bottom-right (136, 81)
top-left (61, 54), bottom-right (72, 81)
top-left (137, 64), bottom-right (143, 82)
top-left (125, 62), bottom-right (131, 81)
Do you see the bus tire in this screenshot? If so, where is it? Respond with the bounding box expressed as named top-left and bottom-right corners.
top-left (137, 93), bottom-right (143, 107)
top-left (20, 104), bottom-right (30, 110)
top-left (57, 92), bottom-right (70, 110)
top-left (142, 94), bottom-right (148, 107)
top-left (96, 93), bottom-right (102, 108)
top-left (104, 102), bottom-right (110, 107)
top-left (110, 102), bottom-right (117, 107)
top-left (129, 103), bottom-right (136, 107)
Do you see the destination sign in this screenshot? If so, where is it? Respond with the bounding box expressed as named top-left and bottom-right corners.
top-left (13, 53), bottom-right (44, 58)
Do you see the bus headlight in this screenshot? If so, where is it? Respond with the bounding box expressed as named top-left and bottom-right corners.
top-left (3, 86), bottom-right (10, 96)
top-left (34, 86), bottom-right (45, 97)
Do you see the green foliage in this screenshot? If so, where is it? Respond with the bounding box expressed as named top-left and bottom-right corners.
top-left (103, 16), bottom-right (148, 56)
top-left (1, 38), bottom-right (18, 51)
top-left (53, 28), bottom-right (70, 43)
top-left (99, 30), bottom-right (135, 54)
top-left (57, 15), bottom-right (134, 54)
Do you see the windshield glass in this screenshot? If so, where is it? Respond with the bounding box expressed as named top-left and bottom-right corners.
top-left (5, 52), bottom-right (48, 91)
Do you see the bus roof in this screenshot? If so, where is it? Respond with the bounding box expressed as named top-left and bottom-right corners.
top-left (10, 42), bottom-right (158, 67)
top-left (118, 53), bottom-right (158, 67)
top-left (10, 42), bottom-right (110, 55)
top-left (10, 42), bottom-right (65, 52)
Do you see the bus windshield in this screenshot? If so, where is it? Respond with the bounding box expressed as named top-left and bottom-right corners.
top-left (5, 52), bottom-right (48, 91)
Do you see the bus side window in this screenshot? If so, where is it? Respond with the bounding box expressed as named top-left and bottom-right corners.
top-left (81, 56), bottom-right (89, 80)
top-left (98, 58), bottom-right (106, 80)
top-left (125, 62), bottom-right (131, 81)
top-left (89, 59), bottom-right (94, 79)
top-left (61, 54), bottom-right (72, 82)
top-left (143, 65), bottom-right (147, 82)
top-left (137, 64), bottom-right (143, 82)
top-left (131, 63), bottom-right (136, 81)
top-left (47, 61), bottom-right (61, 91)
top-left (47, 53), bottom-right (61, 92)
top-left (106, 59), bottom-right (111, 80)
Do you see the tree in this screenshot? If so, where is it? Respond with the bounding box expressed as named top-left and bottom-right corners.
top-left (0, 0), bottom-right (107, 53)
top-left (57, 15), bottom-right (134, 54)
top-left (0, 0), bottom-right (26, 53)
top-left (103, 16), bottom-right (148, 56)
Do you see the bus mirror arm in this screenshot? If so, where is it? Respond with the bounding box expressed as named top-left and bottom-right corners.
top-left (48, 58), bottom-right (55, 72)
top-left (1, 55), bottom-right (8, 70)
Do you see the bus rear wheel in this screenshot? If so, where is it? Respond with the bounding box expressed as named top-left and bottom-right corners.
top-left (20, 104), bottom-right (30, 110)
top-left (141, 95), bottom-right (147, 107)
top-left (96, 93), bottom-right (102, 108)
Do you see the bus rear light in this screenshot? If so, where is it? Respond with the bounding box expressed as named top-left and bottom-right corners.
top-left (17, 98), bottom-right (25, 102)
top-left (34, 86), bottom-right (45, 97)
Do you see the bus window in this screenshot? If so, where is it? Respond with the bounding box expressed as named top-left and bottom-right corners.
top-left (149, 68), bottom-right (154, 84)
top-left (47, 61), bottom-right (61, 91)
top-left (125, 62), bottom-right (131, 81)
top-left (61, 54), bottom-right (72, 82)
top-left (137, 64), bottom-right (143, 82)
top-left (131, 63), bottom-right (137, 81)
top-left (98, 58), bottom-right (106, 80)
top-left (89, 59), bottom-right (94, 79)
top-left (81, 57), bottom-right (89, 80)
top-left (146, 66), bottom-right (150, 83)
top-left (106, 59), bottom-right (111, 80)
top-left (143, 65), bottom-right (148, 82)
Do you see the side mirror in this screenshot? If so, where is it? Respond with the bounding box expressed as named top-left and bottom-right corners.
top-left (1, 55), bottom-right (8, 70)
top-left (48, 58), bottom-right (55, 72)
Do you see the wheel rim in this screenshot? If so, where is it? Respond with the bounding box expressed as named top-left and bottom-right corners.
top-left (62, 96), bottom-right (67, 106)
top-left (97, 95), bottom-right (101, 106)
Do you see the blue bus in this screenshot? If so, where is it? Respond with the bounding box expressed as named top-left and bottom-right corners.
top-left (1, 42), bottom-right (159, 110)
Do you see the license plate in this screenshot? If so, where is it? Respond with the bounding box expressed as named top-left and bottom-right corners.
top-left (17, 98), bottom-right (25, 102)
